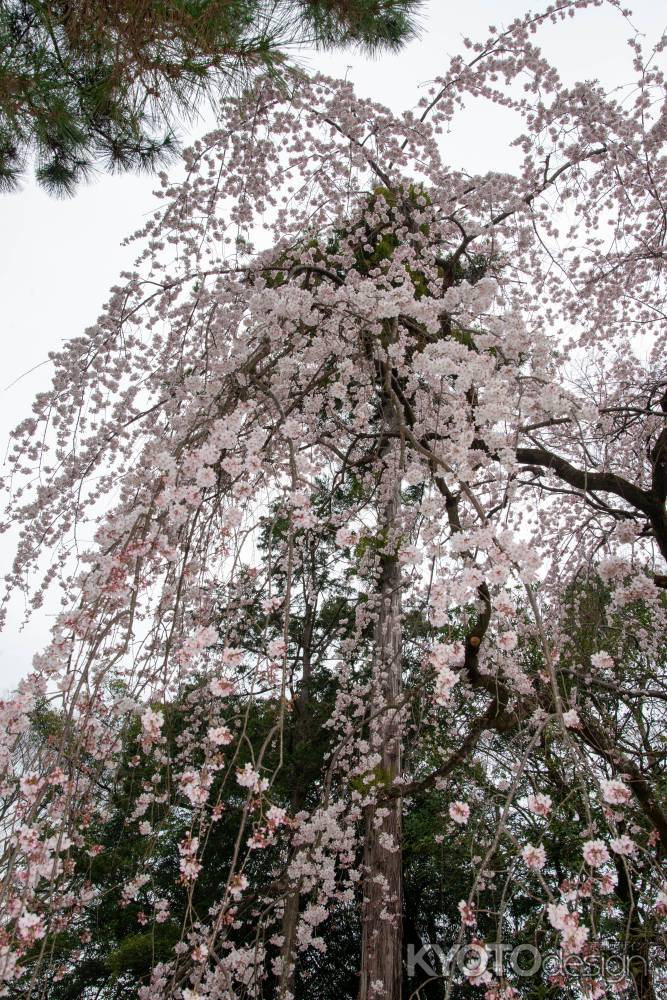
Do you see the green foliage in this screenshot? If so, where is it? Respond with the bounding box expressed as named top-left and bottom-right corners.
top-left (0, 0), bottom-right (423, 194)
top-left (106, 925), bottom-right (180, 980)
top-left (349, 763), bottom-right (394, 795)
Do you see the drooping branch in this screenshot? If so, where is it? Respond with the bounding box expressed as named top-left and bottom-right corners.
top-left (516, 445), bottom-right (667, 562)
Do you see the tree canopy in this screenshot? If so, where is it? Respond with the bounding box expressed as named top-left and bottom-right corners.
top-left (0, 0), bottom-right (422, 194)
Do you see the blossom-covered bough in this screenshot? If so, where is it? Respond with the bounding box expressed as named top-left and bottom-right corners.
top-left (1, 2), bottom-right (666, 997)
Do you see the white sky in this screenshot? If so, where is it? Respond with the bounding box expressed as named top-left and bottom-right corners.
top-left (1, 0), bottom-right (665, 690)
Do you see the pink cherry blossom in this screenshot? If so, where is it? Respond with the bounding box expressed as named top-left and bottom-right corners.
top-left (582, 840), bottom-right (611, 868)
top-left (449, 801), bottom-right (470, 825)
top-left (600, 779), bottom-right (631, 806)
top-left (590, 651), bottom-right (614, 671)
top-left (522, 844), bottom-right (547, 870)
top-left (208, 725), bottom-right (233, 746)
top-left (610, 835), bottom-right (637, 857)
top-left (527, 794), bottom-right (552, 817)
top-left (562, 709), bottom-right (581, 729)
top-left (458, 900), bottom-right (476, 926)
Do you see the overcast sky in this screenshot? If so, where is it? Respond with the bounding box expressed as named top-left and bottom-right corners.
top-left (1, 0), bottom-right (665, 690)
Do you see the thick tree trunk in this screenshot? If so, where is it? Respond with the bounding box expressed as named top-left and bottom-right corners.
top-left (359, 468), bottom-right (403, 1000)
top-left (279, 888), bottom-right (300, 998)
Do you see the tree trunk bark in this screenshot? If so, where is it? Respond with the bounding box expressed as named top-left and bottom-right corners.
top-left (279, 887), bottom-right (300, 998)
top-left (359, 461), bottom-right (403, 1000)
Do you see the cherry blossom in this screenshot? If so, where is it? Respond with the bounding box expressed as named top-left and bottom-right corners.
top-left (527, 793), bottom-right (552, 817)
top-left (449, 801), bottom-right (470, 825)
top-left (610, 835), bottom-right (638, 857)
top-left (0, 3), bottom-right (665, 995)
top-left (521, 844), bottom-right (547, 870)
top-left (600, 779), bottom-right (632, 806)
top-left (582, 839), bottom-right (611, 868)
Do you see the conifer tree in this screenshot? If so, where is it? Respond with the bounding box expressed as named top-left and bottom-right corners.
top-left (0, 0), bottom-right (422, 194)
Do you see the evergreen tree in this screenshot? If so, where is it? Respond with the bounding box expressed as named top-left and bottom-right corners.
top-left (0, 0), bottom-right (422, 194)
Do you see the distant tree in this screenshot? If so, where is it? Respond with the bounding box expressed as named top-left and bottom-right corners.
top-left (0, 0), bottom-right (422, 194)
